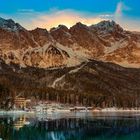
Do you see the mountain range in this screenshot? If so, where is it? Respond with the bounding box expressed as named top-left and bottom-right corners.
top-left (0, 17), bottom-right (140, 108)
top-left (0, 17), bottom-right (140, 69)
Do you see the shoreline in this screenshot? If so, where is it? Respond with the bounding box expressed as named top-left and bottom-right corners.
top-left (93, 110), bottom-right (140, 112)
top-left (0, 110), bottom-right (34, 115)
top-left (1, 108), bottom-right (140, 115)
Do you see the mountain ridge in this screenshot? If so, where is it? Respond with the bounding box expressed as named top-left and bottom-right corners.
top-left (0, 17), bottom-right (140, 108)
top-left (1, 58), bottom-right (140, 108)
top-left (0, 17), bottom-right (140, 69)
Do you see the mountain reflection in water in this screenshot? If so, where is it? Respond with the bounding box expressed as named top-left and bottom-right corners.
top-left (0, 113), bottom-right (140, 140)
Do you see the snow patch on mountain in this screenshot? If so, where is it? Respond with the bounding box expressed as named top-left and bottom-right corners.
top-left (51, 74), bottom-right (65, 88)
top-left (0, 17), bottom-right (24, 32)
top-left (69, 62), bottom-right (87, 74)
top-left (92, 20), bottom-right (123, 34)
top-left (104, 39), bottom-right (128, 54)
top-left (1, 17), bottom-right (140, 69)
top-left (51, 62), bottom-right (88, 88)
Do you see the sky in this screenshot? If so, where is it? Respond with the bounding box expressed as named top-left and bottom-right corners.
top-left (0, 0), bottom-right (140, 31)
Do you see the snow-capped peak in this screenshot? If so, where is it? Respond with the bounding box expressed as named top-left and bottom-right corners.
top-left (0, 17), bottom-right (24, 32)
top-left (91, 20), bottom-right (123, 33)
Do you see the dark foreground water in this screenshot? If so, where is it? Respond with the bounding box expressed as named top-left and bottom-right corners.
top-left (1, 112), bottom-right (140, 140)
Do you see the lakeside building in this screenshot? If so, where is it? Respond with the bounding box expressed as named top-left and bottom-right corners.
top-left (14, 97), bottom-right (31, 110)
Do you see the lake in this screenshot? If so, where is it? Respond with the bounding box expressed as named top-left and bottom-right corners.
top-left (0, 112), bottom-right (140, 140)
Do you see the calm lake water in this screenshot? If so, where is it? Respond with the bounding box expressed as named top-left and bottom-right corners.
top-left (0, 112), bottom-right (140, 140)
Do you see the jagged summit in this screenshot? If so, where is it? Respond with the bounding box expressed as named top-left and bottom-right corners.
top-left (0, 17), bottom-right (24, 32)
top-left (0, 17), bottom-right (140, 68)
top-left (30, 27), bottom-right (49, 38)
top-left (0, 17), bottom-right (123, 33)
top-left (32, 27), bottom-right (48, 32)
top-left (70, 22), bottom-right (88, 30)
top-left (91, 20), bottom-right (123, 33)
top-left (50, 25), bottom-right (69, 32)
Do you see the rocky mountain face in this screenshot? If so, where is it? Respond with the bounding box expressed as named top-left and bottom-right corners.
top-left (0, 59), bottom-right (140, 108)
top-left (0, 17), bottom-right (140, 68)
top-left (91, 21), bottom-right (140, 67)
top-left (0, 17), bottom-right (140, 108)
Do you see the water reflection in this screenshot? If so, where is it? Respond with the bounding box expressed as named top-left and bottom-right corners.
top-left (0, 113), bottom-right (140, 140)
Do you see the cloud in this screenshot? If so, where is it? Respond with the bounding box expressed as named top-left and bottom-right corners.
top-left (115, 1), bottom-right (131, 21)
top-left (18, 9), bottom-right (35, 13)
top-left (113, 1), bottom-right (140, 31)
top-left (23, 10), bottom-right (110, 30)
top-left (116, 18), bottom-right (140, 31)
top-left (1, 3), bottom-right (140, 32)
top-left (115, 1), bottom-right (123, 17)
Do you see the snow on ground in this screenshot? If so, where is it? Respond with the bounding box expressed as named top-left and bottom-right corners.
top-left (55, 43), bottom-right (88, 62)
top-left (104, 39), bottom-right (128, 54)
top-left (114, 61), bottom-right (140, 68)
top-left (51, 62), bottom-right (88, 88)
top-left (51, 74), bottom-right (66, 88)
top-left (0, 17), bottom-right (24, 32)
top-left (69, 62), bottom-right (87, 74)
top-left (99, 107), bottom-right (140, 112)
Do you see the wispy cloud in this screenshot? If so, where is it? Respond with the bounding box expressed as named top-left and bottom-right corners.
top-left (115, 1), bottom-right (131, 21)
top-left (113, 1), bottom-right (140, 31)
top-left (115, 1), bottom-right (123, 17)
top-left (22, 10), bottom-right (110, 29)
top-left (18, 9), bottom-right (35, 13)
top-left (0, 2), bottom-right (140, 31)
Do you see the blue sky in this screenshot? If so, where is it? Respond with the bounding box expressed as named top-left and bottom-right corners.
top-left (0, 0), bottom-right (140, 31)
